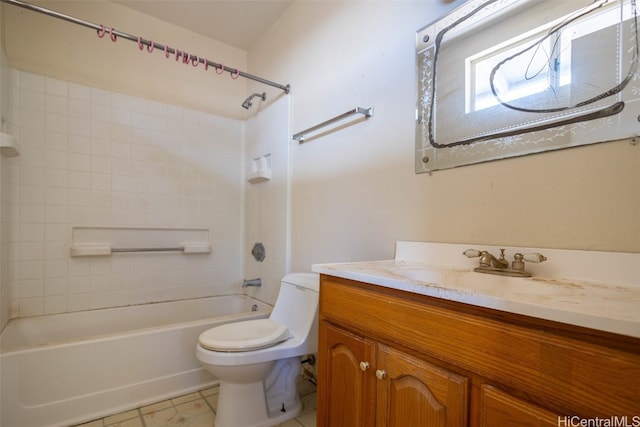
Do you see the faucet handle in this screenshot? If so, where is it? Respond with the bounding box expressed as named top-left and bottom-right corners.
top-left (522, 253), bottom-right (547, 263)
top-left (463, 249), bottom-right (482, 258)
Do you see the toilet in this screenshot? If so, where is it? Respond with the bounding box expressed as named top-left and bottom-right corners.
top-left (196, 272), bottom-right (319, 427)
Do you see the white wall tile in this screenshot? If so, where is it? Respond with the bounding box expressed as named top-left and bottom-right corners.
top-left (44, 224), bottom-right (66, 242)
top-left (19, 261), bottom-right (44, 280)
top-left (45, 277), bottom-right (68, 295)
top-left (45, 242), bottom-right (67, 260)
top-left (67, 292), bottom-right (90, 311)
top-left (46, 149), bottom-right (69, 169)
top-left (9, 70), bottom-right (245, 317)
top-left (45, 112), bottom-right (69, 133)
top-left (19, 127), bottom-right (46, 147)
top-left (45, 169), bottom-right (68, 188)
top-left (19, 204), bottom-right (44, 223)
top-left (45, 94), bottom-right (68, 113)
top-left (44, 295), bottom-right (67, 314)
top-left (45, 260), bottom-right (67, 277)
top-left (21, 89), bottom-right (45, 111)
top-left (19, 223), bottom-right (44, 241)
top-left (19, 297), bottom-right (44, 316)
top-left (19, 147), bottom-right (46, 167)
top-left (19, 242), bottom-right (44, 260)
top-left (69, 83), bottom-right (90, 101)
top-left (19, 72), bottom-right (44, 91)
top-left (45, 187), bottom-right (69, 206)
top-left (45, 131), bottom-right (69, 151)
top-left (69, 152), bottom-right (91, 171)
top-left (68, 171), bottom-right (91, 189)
top-left (45, 205), bottom-right (68, 223)
top-left (18, 108), bottom-right (45, 130)
top-left (45, 77), bottom-right (68, 96)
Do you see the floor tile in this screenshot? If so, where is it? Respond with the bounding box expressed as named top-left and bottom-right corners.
top-left (171, 392), bottom-right (202, 406)
top-left (106, 417), bottom-right (144, 427)
top-left (142, 407), bottom-right (178, 427)
top-left (73, 375), bottom-right (316, 427)
top-left (104, 409), bottom-right (139, 425)
top-left (277, 420), bottom-right (302, 427)
top-left (140, 399), bottom-right (173, 416)
top-left (75, 420), bottom-right (103, 427)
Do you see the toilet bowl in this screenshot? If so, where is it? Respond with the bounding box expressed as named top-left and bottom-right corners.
top-left (196, 272), bottom-right (319, 427)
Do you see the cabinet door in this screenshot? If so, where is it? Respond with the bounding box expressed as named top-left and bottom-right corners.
top-left (318, 321), bottom-right (376, 427)
top-left (376, 344), bottom-right (469, 427)
top-left (479, 385), bottom-right (559, 427)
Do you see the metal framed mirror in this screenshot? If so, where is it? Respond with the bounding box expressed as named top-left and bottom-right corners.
top-left (415, 0), bottom-right (639, 173)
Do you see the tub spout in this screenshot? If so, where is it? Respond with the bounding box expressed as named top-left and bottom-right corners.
top-left (243, 278), bottom-right (262, 287)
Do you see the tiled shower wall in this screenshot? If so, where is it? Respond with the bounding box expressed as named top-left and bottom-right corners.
top-left (243, 96), bottom-right (290, 306)
top-left (0, 45), bottom-right (10, 329)
top-left (6, 69), bottom-right (245, 318)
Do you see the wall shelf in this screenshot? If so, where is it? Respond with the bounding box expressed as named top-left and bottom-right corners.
top-left (69, 226), bottom-right (211, 256)
top-left (0, 132), bottom-right (19, 157)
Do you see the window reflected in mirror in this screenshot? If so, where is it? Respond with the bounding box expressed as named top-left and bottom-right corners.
top-left (415, 0), bottom-right (639, 173)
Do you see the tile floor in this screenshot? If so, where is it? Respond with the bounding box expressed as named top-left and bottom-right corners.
top-left (74, 376), bottom-right (317, 427)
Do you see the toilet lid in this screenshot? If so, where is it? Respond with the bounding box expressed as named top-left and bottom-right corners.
top-left (199, 319), bottom-right (290, 352)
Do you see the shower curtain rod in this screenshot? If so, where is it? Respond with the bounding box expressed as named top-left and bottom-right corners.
top-left (1, 0), bottom-right (291, 94)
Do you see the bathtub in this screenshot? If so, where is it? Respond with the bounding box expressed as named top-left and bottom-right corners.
top-left (0, 295), bottom-right (271, 427)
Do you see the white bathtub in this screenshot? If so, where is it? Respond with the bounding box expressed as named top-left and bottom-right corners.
top-left (0, 295), bottom-right (271, 427)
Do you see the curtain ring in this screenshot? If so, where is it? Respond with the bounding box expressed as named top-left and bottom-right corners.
top-left (97, 25), bottom-right (106, 38)
top-left (204, 59), bottom-right (209, 71)
top-left (175, 50), bottom-right (182, 61)
top-left (215, 63), bottom-right (225, 75)
top-left (230, 68), bottom-right (240, 79)
top-left (164, 45), bottom-right (170, 58)
top-left (191, 55), bottom-right (199, 67)
top-left (137, 36), bottom-right (143, 50)
top-left (109, 27), bottom-right (117, 42)
top-left (147, 41), bottom-right (154, 53)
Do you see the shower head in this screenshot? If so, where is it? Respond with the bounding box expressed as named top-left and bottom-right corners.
top-left (241, 92), bottom-right (266, 109)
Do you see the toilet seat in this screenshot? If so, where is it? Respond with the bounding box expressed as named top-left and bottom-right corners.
top-left (199, 318), bottom-right (290, 352)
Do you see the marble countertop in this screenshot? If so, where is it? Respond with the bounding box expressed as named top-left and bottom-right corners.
top-left (312, 242), bottom-right (640, 339)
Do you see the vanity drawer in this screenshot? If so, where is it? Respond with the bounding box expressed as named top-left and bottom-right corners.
top-left (319, 275), bottom-right (640, 417)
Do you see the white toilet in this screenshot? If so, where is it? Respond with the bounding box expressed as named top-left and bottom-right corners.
top-left (196, 272), bottom-right (319, 427)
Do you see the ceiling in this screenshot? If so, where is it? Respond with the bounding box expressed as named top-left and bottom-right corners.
top-left (112, 0), bottom-right (293, 50)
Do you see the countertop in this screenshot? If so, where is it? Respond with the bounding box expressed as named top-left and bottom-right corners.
top-left (312, 242), bottom-right (640, 339)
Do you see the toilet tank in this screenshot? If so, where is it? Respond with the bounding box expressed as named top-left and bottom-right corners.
top-left (269, 273), bottom-right (319, 344)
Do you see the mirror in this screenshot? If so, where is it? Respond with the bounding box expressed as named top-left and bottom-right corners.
top-left (415, 0), bottom-right (639, 173)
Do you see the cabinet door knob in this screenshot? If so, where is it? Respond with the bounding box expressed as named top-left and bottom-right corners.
top-left (359, 361), bottom-right (370, 371)
top-left (375, 369), bottom-right (387, 380)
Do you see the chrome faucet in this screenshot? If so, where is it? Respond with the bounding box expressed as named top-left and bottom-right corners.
top-left (464, 248), bottom-right (546, 277)
top-left (478, 249), bottom-right (509, 268)
top-left (242, 278), bottom-right (262, 287)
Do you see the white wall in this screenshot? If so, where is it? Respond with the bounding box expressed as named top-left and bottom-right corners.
top-left (249, 1), bottom-right (640, 273)
top-left (2, 0), bottom-right (249, 120)
top-left (6, 70), bottom-right (244, 317)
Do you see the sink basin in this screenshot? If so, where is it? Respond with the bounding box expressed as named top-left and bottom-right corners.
top-left (385, 262), bottom-right (596, 307)
top-left (312, 241), bottom-right (640, 338)
top-left (391, 265), bottom-right (527, 291)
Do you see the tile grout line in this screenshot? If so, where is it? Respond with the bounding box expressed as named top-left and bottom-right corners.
top-left (81, 377), bottom-right (316, 427)
top-left (199, 388), bottom-right (218, 416)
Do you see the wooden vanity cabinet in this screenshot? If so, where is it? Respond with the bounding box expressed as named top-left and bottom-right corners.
top-left (317, 275), bottom-right (640, 427)
top-left (478, 384), bottom-right (559, 427)
top-left (321, 322), bottom-right (376, 426)
top-left (320, 321), bottom-right (468, 427)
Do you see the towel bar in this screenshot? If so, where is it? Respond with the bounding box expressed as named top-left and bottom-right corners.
top-left (292, 107), bottom-right (373, 143)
